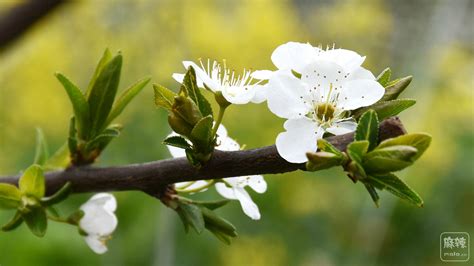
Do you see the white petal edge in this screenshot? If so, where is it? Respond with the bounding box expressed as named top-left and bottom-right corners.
top-left (326, 119), bottom-right (357, 135)
top-left (84, 235), bottom-right (108, 254)
top-left (271, 42), bottom-right (321, 73)
top-left (337, 79), bottom-right (385, 110)
top-left (276, 118), bottom-right (321, 163)
top-left (182, 61), bottom-right (218, 91)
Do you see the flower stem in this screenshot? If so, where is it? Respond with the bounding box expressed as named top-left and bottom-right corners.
top-left (47, 215), bottom-right (76, 225)
top-left (211, 106), bottom-right (226, 138)
top-left (178, 180), bottom-right (216, 194)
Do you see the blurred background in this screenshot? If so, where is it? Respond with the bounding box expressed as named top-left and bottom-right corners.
top-left (0, 0), bottom-right (472, 265)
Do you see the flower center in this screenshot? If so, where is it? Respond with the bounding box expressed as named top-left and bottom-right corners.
top-left (315, 103), bottom-right (335, 121)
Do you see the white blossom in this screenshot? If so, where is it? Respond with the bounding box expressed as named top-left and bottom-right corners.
top-left (167, 125), bottom-right (267, 220)
top-left (261, 42), bottom-right (385, 163)
top-left (79, 193), bottom-right (118, 254)
top-left (172, 59), bottom-right (262, 104)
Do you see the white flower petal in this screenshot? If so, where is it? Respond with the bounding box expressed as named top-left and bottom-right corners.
top-left (174, 180), bottom-right (209, 191)
top-left (87, 193), bottom-right (117, 213)
top-left (215, 182), bottom-right (238, 200)
top-left (233, 187), bottom-right (261, 220)
top-left (84, 235), bottom-right (108, 254)
top-left (217, 134), bottom-right (240, 152)
top-left (301, 61), bottom-right (346, 102)
top-left (326, 119), bottom-right (357, 135)
top-left (337, 79), bottom-right (385, 110)
top-left (349, 67), bottom-right (375, 80)
top-left (251, 84), bottom-right (268, 104)
top-left (266, 71), bottom-right (311, 119)
top-left (321, 49), bottom-right (365, 72)
top-left (271, 42), bottom-right (321, 73)
top-left (216, 124), bottom-right (228, 139)
top-left (79, 208), bottom-right (118, 236)
top-left (276, 118), bottom-right (321, 163)
top-left (172, 73), bottom-right (185, 84)
top-left (251, 70), bottom-right (274, 80)
top-left (182, 61), bottom-right (218, 90)
top-left (247, 175), bottom-right (267, 193)
top-left (222, 85), bottom-right (256, 105)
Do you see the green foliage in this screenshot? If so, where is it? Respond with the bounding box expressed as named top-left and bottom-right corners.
top-left (19, 165), bottom-right (45, 199)
top-left (23, 207), bottom-right (48, 237)
top-left (180, 67), bottom-right (213, 117)
top-left (353, 99), bottom-right (416, 121)
top-left (306, 151), bottom-right (346, 171)
top-left (377, 133), bottom-right (432, 161)
top-left (41, 182), bottom-right (72, 206)
top-left (381, 76), bottom-right (412, 101)
top-left (363, 145), bottom-right (418, 174)
top-left (367, 174), bottom-right (423, 207)
top-left (154, 84), bottom-right (177, 110)
top-left (162, 135), bottom-right (191, 149)
top-left (0, 184), bottom-right (22, 209)
top-left (1, 211), bottom-right (23, 231)
top-left (376, 67), bottom-right (391, 87)
top-left (176, 201), bottom-right (205, 234)
top-left (34, 128), bottom-right (49, 165)
top-left (355, 110), bottom-right (379, 150)
top-left (190, 115), bottom-right (214, 150)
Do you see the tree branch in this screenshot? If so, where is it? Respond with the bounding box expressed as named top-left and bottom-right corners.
top-left (0, 0), bottom-right (65, 49)
top-left (0, 117), bottom-right (406, 196)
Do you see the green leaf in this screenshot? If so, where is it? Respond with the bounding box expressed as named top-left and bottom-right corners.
top-left (306, 151), bottom-right (346, 171)
top-left (106, 77), bottom-right (150, 125)
top-left (317, 139), bottom-right (344, 157)
top-left (206, 225), bottom-right (233, 245)
top-left (153, 84), bottom-right (177, 110)
top-left (381, 76), bottom-right (412, 101)
top-left (86, 48), bottom-right (113, 99)
top-left (355, 110), bottom-right (379, 150)
top-left (1, 211), bottom-right (23, 231)
top-left (354, 99), bottom-right (416, 121)
top-left (88, 54), bottom-right (123, 137)
top-left (193, 199), bottom-right (230, 210)
top-left (177, 202), bottom-right (205, 234)
top-left (181, 67), bottom-right (213, 117)
top-left (190, 115), bottom-right (213, 148)
top-left (346, 141), bottom-right (369, 165)
top-left (44, 143), bottom-right (70, 171)
top-left (363, 145), bottom-right (418, 174)
top-left (0, 184), bottom-right (21, 209)
top-left (185, 149), bottom-right (201, 167)
top-left (68, 117), bottom-right (78, 155)
top-left (55, 73), bottom-right (90, 139)
top-left (84, 126), bottom-right (121, 153)
top-left (364, 183), bottom-right (380, 207)
top-left (376, 68), bottom-right (391, 87)
top-left (23, 208), bottom-right (48, 237)
top-left (67, 210), bottom-right (85, 225)
top-left (163, 135), bottom-right (191, 149)
top-left (377, 133), bottom-right (432, 161)
top-left (367, 173), bottom-right (423, 207)
top-left (201, 207), bottom-right (237, 237)
top-left (19, 165), bottom-right (45, 199)
top-left (41, 182), bottom-right (72, 206)
top-left (33, 128), bottom-right (49, 165)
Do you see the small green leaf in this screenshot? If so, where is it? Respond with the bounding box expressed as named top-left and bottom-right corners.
top-left (317, 139), bottom-right (344, 157)
top-left (376, 68), bottom-right (391, 87)
top-left (1, 211), bottom-right (23, 231)
top-left (0, 184), bottom-right (21, 209)
top-left (185, 149), bottom-right (201, 167)
top-left (190, 115), bottom-right (213, 148)
top-left (19, 165), bottom-right (45, 199)
top-left (181, 67), bottom-right (213, 117)
top-left (381, 76), bottom-right (412, 101)
top-left (23, 208), bottom-right (47, 237)
top-left (41, 182), bottom-right (72, 206)
top-left (367, 173), bottom-right (423, 207)
top-left (67, 210), bottom-right (85, 225)
top-left (88, 54), bottom-right (123, 137)
top-left (201, 207), bottom-right (237, 237)
top-left (86, 48), bottom-right (113, 99)
top-left (346, 141), bottom-right (369, 165)
top-left (84, 126), bottom-right (121, 153)
top-left (68, 116), bottom-right (78, 155)
top-left (363, 145), bottom-right (418, 174)
top-left (44, 143), bottom-right (70, 171)
top-left (163, 135), bottom-right (191, 150)
top-left (306, 151), bottom-right (346, 171)
top-left (364, 183), bottom-right (380, 207)
top-left (355, 110), bottom-right (379, 150)
top-left (33, 128), bottom-right (49, 165)
top-left (55, 73), bottom-right (90, 139)
top-left (172, 96), bottom-right (203, 126)
top-left (153, 84), bottom-right (177, 110)
top-left (177, 202), bottom-right (205, 234)
top-left (193, 199), bottom-right (230, 210)
top-left (354, 99), bottom-right (416, 121)
top-left (377, 133), bottom-right (432, 161)
top-left (206, 225), bottom-right (233, 245)
top-left (105, 77), bottom-right (150, 126)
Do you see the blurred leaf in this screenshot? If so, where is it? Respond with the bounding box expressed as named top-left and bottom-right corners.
top-left (88, 54), bottom-right (122, 136)
top-left (0, 184), bottom-right (21, 209)
top-left (376, 67), bottom-right (391, 87)
top-left (354, 99), bottom-right (416, 121)
top-left (377, 133), bottom-right (432, 161)
top-left (172, 96), bottom-right (203, 126)
top-left (44, 143), bottom-right (70, 171)
top-left (84, 126), bottom-right (121, 153)
top-left (185, 149), bottom-right (201, 167)
top-left (364, 183), bottom-right (380, 207)
top-left (363, 145), bottom-right (418, 174)
top-left (355, 109), bottom-right (379, 150)
top-left (201, 207), bottom-right (237, 237)
top-left (55, 73), bottom-right (90, 139)
top-left (181, 67), bottom-right (213, 117)
top-left (86, 48), bottom-right (113, 99)
top-left (46, 206), bottom-right (60, 218)
top-left (105, 77), bottom-right (150, 125)
top-left (163, 135), bottom-right (191, 149)
top-left (206, 225), bottom-right (233, 245)
top-left (19, 164), bottom-right (45, 199)
top-left (381, 76), bottom-right (412, 101)
top-left (68, 117), bottom-right (78, 155)
top-left (190, 115), bottom-right (213, 148)
top-left (23, 208), bottom-right (47, 237)
top-left (33, 128), bottom-right (49, 165)
top-left (154, 84), bottom-right (177, 110)
top-left (177, 202), bottom-right (205, 234)
top-left (193, 199), bottom-right (230, 210)
top-left (1, 211), bottom-right (23, 232)
top-left (367, 173), bottom-right (423, 207)
top-left (67, 210), bottom-right (85, 225)
top-left (41, 182), bottom-right (72, 206)
top-left (306, 151), bottom-right (345, 171)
